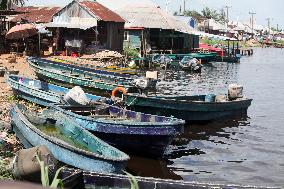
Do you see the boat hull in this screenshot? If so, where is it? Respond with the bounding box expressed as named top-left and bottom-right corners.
top-left (60, 168), bottom-right (265, 189)
top-left (51, 105), bottom-right (184, 158)
top-left (11, 105), bottom-right (129, 173)
top-left (92, 132), bottom-right (173, 158)
top-left (125, 94), bottom-right (252, 121)
top-left (7, 75), bottom-right (102, 106)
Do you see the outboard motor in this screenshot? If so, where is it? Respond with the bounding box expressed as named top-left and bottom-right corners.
top-left (63, 86), bottom-right (90, 105)
top-left (228, 84), bottom-right (243, 100)
top-left (133, 76), bottom-right (158, 93)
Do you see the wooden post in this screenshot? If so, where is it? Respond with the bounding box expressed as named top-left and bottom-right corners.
top-left (232, 41), bottom-right (235, 57)
top-left (227, 40), bottom-right (230, 56)
top-left (38, 32), bottom-right (41, 57)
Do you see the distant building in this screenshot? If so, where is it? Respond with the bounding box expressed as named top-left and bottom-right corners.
top-left (117, 4), bottom-right (199, 55)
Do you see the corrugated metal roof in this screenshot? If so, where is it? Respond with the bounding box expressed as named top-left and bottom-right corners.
top-left (116, 5), bottom-right (195, 34)
top-left (79, 1), bottom-right (125, 23)
top-left (11, 6), bottom-right (61, 23)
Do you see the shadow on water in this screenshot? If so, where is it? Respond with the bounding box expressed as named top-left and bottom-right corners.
top-left (166, 115), bottom-right (251, 160)
top-left (127, 156), bottom-right (182, 180)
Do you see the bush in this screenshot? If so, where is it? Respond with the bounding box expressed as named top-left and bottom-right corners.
top-left (124, 47), bottom-right (140, 58)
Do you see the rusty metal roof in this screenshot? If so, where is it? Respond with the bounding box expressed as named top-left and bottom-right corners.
top-left (79, 1), bottom-right (125, 23)
top-left (11, 6), bottom-right (61, 23)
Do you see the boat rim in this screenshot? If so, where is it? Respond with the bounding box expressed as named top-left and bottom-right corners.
top-left (51, 104), bottom-right (185, 126)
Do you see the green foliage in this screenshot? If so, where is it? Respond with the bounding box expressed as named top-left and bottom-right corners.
top-left (183, 10), bottom-right (203, 20)
top-left (202, 7), bottom-right (218, 20)
top-left (36, 155), bottom-right (64, 189)
top-left (0, 0), bottom-right (25, 10)
top-left (124, 171), bottom-right (139, 189)
top-left (124, 47), bottom-right (140, 58)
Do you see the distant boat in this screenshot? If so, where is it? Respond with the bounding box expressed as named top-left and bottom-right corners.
top-left (124, 94), bottom-right (252, 121)
top-left (11, 104), bottom-right (129, 173)
top-left (50, 104), bottom-right (185, 158)
top-left (7, 75), bottom-right (104, 106)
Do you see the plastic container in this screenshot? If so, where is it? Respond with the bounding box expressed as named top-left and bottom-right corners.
top-left (205, 94), bottom-right (216, 102)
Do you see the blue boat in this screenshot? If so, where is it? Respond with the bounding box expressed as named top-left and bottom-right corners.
top-left (7, 75), bottom-right (104, 106)
top-left (50, 104), bottom-right (185, 158)
top-left (124, 94), bottom-right (252, 121)
top-left (10, 104), bottom-right (129, 173)
top-left (7, 75), bottom-right (184, 158)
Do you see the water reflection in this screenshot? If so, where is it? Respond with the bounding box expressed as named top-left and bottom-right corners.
top-left (166, 116), bottom-right (250, 160)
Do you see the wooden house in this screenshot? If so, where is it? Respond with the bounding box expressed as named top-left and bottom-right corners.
top-left (46, 0), bottom-right (125, 53)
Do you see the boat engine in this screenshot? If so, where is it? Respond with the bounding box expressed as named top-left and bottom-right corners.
top-left (228, 84), bottom-right (243, 100)
top-left (132, 77), bottom-right (158, 94)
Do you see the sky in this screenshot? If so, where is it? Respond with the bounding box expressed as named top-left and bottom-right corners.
top-left (26, 0), bottom-right (284, 29)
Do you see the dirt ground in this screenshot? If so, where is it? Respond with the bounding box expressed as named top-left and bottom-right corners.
top-left (0, 54), bottom-right (35, 123)
top-left (0, 54), bottom-right (35, 175)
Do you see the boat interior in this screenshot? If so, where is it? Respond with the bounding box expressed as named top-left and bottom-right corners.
top-left (16, 104), bottom-right (126, 159)
top-left (59, 104), bottom-right (175, 124)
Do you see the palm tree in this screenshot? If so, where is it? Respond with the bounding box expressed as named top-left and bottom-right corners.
top-left (0, 0), bottom-right (26, 10)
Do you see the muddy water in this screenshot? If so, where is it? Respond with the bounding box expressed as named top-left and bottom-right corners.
top-left (128, 48), bottom-right (284, 187)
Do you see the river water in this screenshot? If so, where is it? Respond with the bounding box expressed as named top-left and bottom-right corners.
top-left (128, 48), bottom-right (284, 187)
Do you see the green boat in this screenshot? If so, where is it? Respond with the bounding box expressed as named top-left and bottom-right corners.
top-left (28, 57), bottom-right (157, 94)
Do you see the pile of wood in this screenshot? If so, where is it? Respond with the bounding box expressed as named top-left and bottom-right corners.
top-left (95, 50), bottom-right (123, 58)
top-left (81, 50), bottom-right (124, 63)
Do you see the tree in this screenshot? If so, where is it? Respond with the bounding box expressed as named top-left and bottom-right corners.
top-left (184, 10), bottom-right (203, 18)
top-left (218, 8), bottom-right (227, 24)
top-left (0, 0), bottom-right (26, 10)
top-left (201, 7), bottom-right (218, 20)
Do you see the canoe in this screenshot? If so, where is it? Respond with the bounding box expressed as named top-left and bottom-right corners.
top-left (7, 75), bottom-right (105, 106)
top-left (50, 104), bottom-right (185, 158)
top-left (50, 58), bottom-right (138, 75)
top-left (10, 104), bottom-right (130, 173)
top-left (27, 57), bottom-right (157, 93)
top-left (124, 94), bottom-right (252, 121)
top-left (60, 168), bottom-right (270, 189)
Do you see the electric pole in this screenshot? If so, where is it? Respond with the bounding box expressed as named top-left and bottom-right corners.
top-left (266, 18), bottom-right (271, 35)
top-left (225, 6), bottom-right (232, 27)
top-left (184, 0), bottom-right (186, 14)
top-left (249, 12), bottom-right (256, 37)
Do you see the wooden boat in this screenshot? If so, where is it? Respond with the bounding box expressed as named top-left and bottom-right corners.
top-left (60, 168), bottom-right (269, 189)
top-left (8, 75), bottom-right (184, 158)
top-left (50, 57), bottom-right (138, 75)
top-left (27, 57), bottom-right (157, 93)
top-left (214, 55), bottom-right (240, 63)
top-left (7, 75), bottom-right (105, 106)
top-left (10, 104), bottom-right (130, 173)
top-left (124, 94), bottom-right (252, 121)
top-left (50, 104), bottom-right (185, 158)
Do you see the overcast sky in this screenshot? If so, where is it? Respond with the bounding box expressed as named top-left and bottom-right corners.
top-left (26, 0), bottom-right (284, 29)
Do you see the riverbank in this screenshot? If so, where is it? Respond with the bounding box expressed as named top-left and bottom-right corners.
top-left (0, 54), bottom-right (35, 179)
